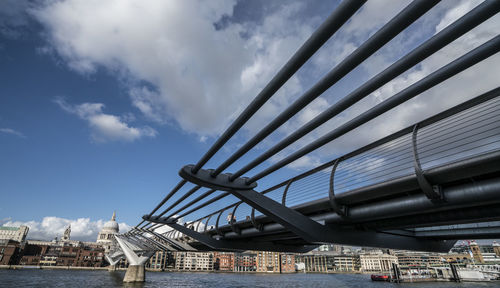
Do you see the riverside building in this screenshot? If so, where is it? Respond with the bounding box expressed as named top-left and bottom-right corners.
top-left (295, 251), bottom-right (360, 273)
top-left (175, 252), bottom-right (214, 271)
top-left (19, 226), bottom-right (106, 268)
top-left (0, 226), bottom-right (29, 243)
top-left (464, 240), bottom-right (500, 264)
top-left (280, 253), bottom-right (296, 273)
top-left (359, 252), bottom-right (398, 272)
top-left (296, 252), bottom-right (335, 272)
top-left (444, 253), bottom-right (472, 263)
top-left (494, 241), bottom-right (500, 256)
top-left (146, 250), bottom-right (175, 270)
top-left (234, 252), bottom-right (257, 272)
top-left (396, 251), bottom-right (443, 269)
top-left (0, 240), bottom-right (23, 265)
top-left (256, 251), bottom-right (280, 272)
top-left (295, 252), bottom-right (360, 272)
top-left (334, 254), bottom-right (359, 272)
top-left (214, 252), bottom-right (234, 271)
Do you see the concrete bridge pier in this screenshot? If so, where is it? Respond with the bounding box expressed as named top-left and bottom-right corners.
top-left (115, 236), bottom-right (154, 283)
top-left (123, 265), bottom-right (145, 282)
top-left (107, 265), bottom-right (117, 272)
top-left (105, 250), bottom-right (124, 272)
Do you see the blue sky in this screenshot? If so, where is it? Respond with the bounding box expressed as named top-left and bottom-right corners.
top-left (1, 0), bottom-right (499, 241)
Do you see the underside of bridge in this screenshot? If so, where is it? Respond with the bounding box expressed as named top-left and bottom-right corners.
top-left (108, 0), bottom-right (500, 282)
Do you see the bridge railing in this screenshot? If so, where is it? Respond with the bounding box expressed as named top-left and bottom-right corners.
top-left (168, 89), bottom-right (499, 235)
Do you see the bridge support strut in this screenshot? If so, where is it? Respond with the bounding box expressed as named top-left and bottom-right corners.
top-left (115, 236), bottom-right (155, 283)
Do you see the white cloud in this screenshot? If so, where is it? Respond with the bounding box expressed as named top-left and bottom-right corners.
top-left (26, 0), bottom-right (499, 173)
top-left (0, 127), bottom-right (26, 138)
top-left (32, 0), bottom-right (246, 136)
top-left (343, 0), bottom-right (411, 38)
top-left (3, 216), bottom-right (131, 242)
top-left (30, 0), bottom-right (316, 138)
top-left (54, 98), bottom-right (157, 143)
top-left (435, 0), bottom-right (483, 33)
top-left (287, 155), bottom-right (322, 170)
top-left (129, 87), bottom-right (166, 124)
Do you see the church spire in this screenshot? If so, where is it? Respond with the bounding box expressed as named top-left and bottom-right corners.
top-left (63, 224), bottom-right (71, 241)
top-left (112, 211), bottom-right (116, 221)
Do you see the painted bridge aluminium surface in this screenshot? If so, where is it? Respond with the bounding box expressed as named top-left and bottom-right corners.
top-left (116, 0), bottom-right (500, 256)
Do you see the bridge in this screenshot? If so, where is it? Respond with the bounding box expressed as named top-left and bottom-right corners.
top-left (108, 0), bottom-right (500, 282)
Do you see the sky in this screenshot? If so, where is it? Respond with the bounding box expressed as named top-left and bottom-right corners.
top-left (0, 0), bottom-right (499, 242)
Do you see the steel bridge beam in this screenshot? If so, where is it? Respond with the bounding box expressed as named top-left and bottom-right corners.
top-left (138, 228), bottom-right (196, 251)
top-left (143, 216), bottom-right (315, 253)
top-left (222, 188), bottom-right (454, 252)
top-left (212, 177), bottom-right (500, 241)
top-left (323, 177), bottom-right (500, 224)
top-left (132, 232), bottom-right (173, 251)
top-left (386, 222), bottom-right (500, 240)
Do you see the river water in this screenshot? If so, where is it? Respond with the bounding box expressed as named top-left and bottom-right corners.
top-left (0, 269), bottom-right (498, 288)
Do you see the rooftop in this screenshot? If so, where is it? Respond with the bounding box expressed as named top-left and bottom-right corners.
top-left (0, 226), bottom-right (20, 231)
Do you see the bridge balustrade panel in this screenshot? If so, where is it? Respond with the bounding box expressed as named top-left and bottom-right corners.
top-left (418, 96), bottom-right (500, 169)
top-left (175, 95), bottom-right (500, 235)
top-left (284, 167), bottom-right (330, 208)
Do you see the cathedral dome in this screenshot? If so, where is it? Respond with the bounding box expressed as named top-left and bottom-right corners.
top-left (101, 211), bottom-right (119, 233)
top-left (97, 211), bottom-right (119, 250)
top-left (103, 220), bottom-right (119, 231)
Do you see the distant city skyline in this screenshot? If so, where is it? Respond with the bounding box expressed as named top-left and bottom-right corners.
top-left (1, 0), bottom-right (499, 235)
top-left (0, 212), bottom-right (129, 242)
